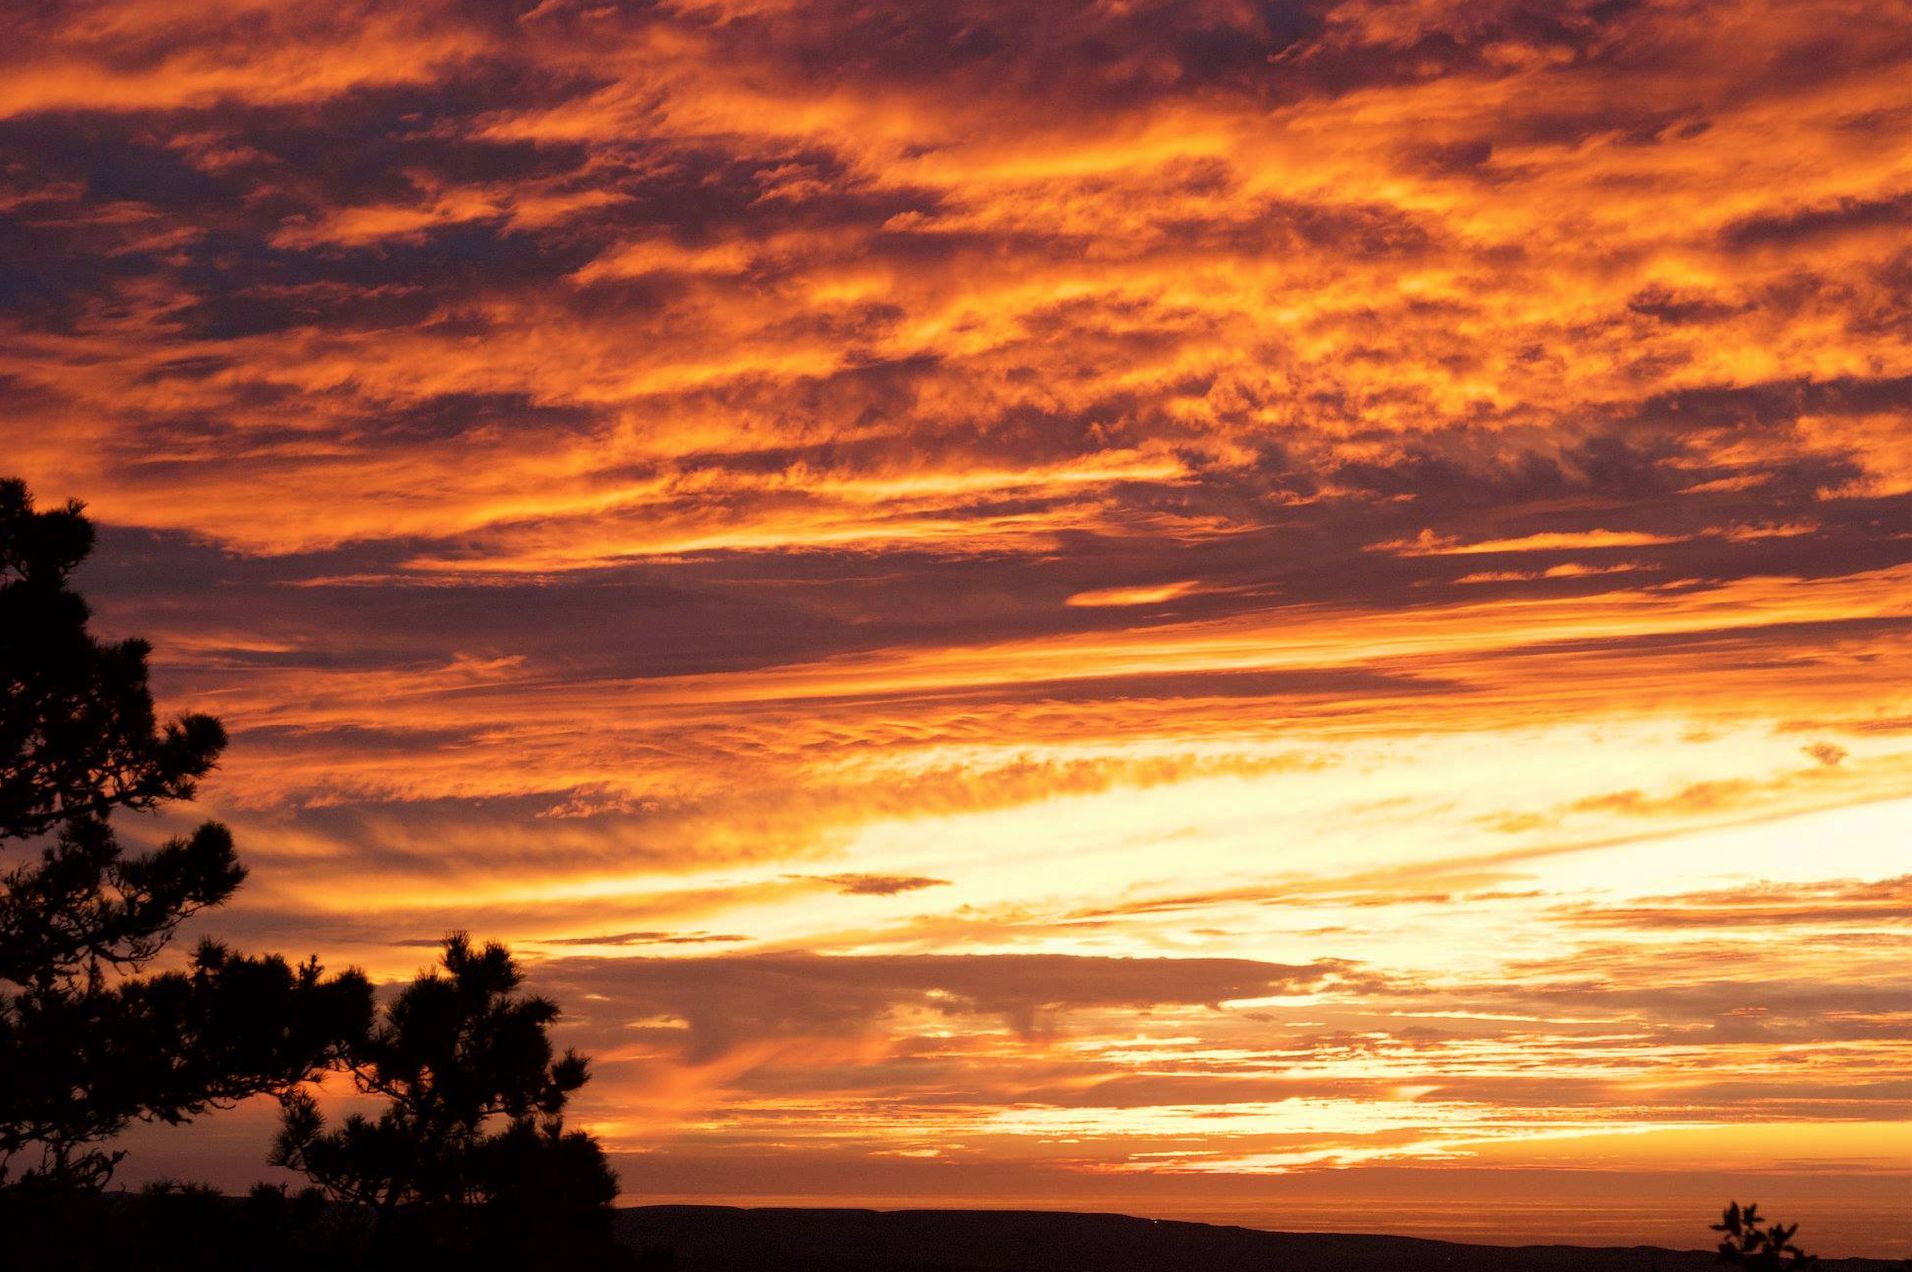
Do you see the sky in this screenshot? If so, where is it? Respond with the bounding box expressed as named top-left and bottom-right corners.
top-left (5, 0), bottom-right (1912, 1255)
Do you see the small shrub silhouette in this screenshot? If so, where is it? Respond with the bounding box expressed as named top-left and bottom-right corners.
top-left (1712, 1201), bottom-right (1818, 1270)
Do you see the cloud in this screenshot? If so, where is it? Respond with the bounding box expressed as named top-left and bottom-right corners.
top-left (1557, 876), bottom-right (1912, 930)
top-left (542, 930), bottom-right (753, 947)
top-left (540, 953), bottom-right (1364, 1057)
top-left (814, 873), bottom-right (952, 896)
top-left (1065, 581), bottom-right (1203, 607)
top-left (8, 0), bottom-right (1912, 1226)
top-left (1371, 529), bottom-right (1686, 557)
top-left (1803, 742), bottom-right (1849, 768)
top-left (1722, 191), bottom-right (1912, 251)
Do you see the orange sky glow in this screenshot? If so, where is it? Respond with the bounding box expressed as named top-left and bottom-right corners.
top-left (5, 0), bottom-right (1910, 1255)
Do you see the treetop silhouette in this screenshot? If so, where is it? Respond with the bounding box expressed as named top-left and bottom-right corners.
top-left (0, 480), bottom-right (226, 840)
top-left (274, 932), bottom-right (620, 1263)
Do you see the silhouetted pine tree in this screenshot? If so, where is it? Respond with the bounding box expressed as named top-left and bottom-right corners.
top-left (0, 478), bottom-right (371, 1192)
top-left (273, 933), bottom-right (625, 1267)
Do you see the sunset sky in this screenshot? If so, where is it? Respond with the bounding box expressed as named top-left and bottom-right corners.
top-left (5, 0), bottom-right (1911, 1255)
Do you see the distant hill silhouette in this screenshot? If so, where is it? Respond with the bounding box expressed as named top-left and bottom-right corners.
top-left (612, 1207), bottom-right (1900, 1272)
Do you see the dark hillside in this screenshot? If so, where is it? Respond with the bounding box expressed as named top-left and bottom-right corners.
top-left (613, 1206), bottom-right (1900, 1272)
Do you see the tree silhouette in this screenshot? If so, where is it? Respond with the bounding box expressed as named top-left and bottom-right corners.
top-left (0, 478), bottom-right (371, 1191)
top-left (273, 933), bottom-right (621, 1264)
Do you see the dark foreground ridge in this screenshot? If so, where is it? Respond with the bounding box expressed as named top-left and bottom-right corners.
top-left (614, 1207), bottom-right (1898, 1272)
